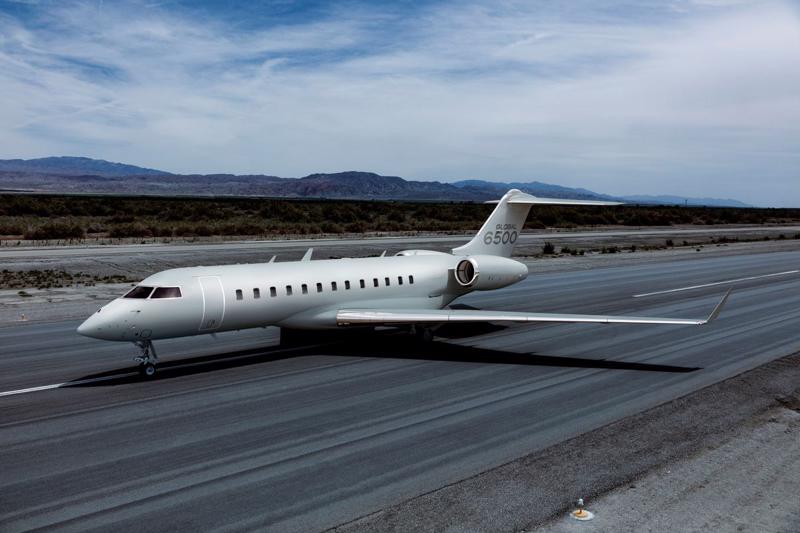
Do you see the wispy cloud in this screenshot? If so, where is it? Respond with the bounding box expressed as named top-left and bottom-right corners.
top-left (0, 0), bottom-right (798, 205)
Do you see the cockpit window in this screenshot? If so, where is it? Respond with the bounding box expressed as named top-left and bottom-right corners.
top-left (124, 286), bottom-right (154, 299)
top-left (151, 287), bottom-right (182, 299)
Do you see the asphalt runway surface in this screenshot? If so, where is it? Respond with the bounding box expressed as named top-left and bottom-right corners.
top-left (2, 250), bottom-right (800, 532)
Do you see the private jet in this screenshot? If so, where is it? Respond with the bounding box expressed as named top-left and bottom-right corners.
top-left (78, 189), bottom-right (730, 377)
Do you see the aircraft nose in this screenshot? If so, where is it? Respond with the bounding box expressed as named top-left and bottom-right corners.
top-left (77, 311), bottom-right (116, 340)
top-left (77, 314), bottom-right (100, 338)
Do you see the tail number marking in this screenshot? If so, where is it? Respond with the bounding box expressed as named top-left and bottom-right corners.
top-left (484, 230), bottom-right (518, 245)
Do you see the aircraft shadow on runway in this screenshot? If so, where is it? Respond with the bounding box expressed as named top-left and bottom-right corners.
top-left (64, 331), bottom-right (699, 387)
top-left (325, 337), bottom-right (700, 373)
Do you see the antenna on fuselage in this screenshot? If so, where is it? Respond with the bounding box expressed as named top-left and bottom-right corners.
top-left (380, 250), bottom-right (387, 257)
top-left (301, 248), bottom-right (313, 261)
top-left (268, 255), bottom-right (276, 263)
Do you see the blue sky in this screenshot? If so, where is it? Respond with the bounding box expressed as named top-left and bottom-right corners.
top-left (0, 0), bottom-right (799, 206)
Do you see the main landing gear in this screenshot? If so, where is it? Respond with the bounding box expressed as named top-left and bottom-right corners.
top-left (410, 324), bottom-right (435, 343)
top-left (134, 339), bottom-right (158, 378)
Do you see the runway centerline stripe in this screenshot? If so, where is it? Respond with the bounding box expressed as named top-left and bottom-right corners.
top-left (633, 270), bottom-right (800, 298)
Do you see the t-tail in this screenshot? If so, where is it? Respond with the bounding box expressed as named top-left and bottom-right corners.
top-left (452, 189), bottom-right (621, 258)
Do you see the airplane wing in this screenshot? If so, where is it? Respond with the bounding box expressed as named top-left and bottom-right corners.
top-left (337, 290), bottom-right (731, 327)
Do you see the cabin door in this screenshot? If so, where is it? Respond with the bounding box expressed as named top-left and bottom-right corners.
top-left (198, 276), bottom-right (225, 331)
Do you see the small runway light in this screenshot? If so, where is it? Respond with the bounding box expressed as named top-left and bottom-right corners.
top-left (571, 498), bottom-right (594, 521)
top-left (19, 313), bottom-right (27, 322)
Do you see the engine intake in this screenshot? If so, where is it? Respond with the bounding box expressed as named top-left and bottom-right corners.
top-left (455, 258), bottom-right (479, 286)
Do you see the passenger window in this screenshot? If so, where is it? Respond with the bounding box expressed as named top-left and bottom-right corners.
top-left (373, 278), bottom-right (379, 287)
top-left (409, 275), bottom-right (414, 284)
top-left (270, 286), bottom-right (277, 297)
top-left (302, 284), bottom-right (308, 295)
top-left (384, 277), bottom-right (390, 286)
top-left (151, 287), bottom-right (181, 299)
top-left (360, 279), bottom-right (365, 289)
top-left (331, 281), bottom-right (337, 291)
top-left (316, 282), bottom-right (323, 293)
top-left (397, 276), bottom-right (403, 285)
top-left (253, 288), bottom-right (260, 299)
top-left (124, 286), bottom-right (154, 299)
top-left (285, 285), bottom-right (292, 296)
top-left (345, 280), bottom-right (351, 290)
top-left (235, 289), bottom-right (243, 301)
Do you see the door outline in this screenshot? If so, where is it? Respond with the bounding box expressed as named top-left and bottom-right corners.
top-left (198, 276), bottom-right (225, 331)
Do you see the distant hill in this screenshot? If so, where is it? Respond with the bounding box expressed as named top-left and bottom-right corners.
top-left (0, 156), bottom-right (752, 206)
top-left (0, 156), bottom-right (170, 177)
top-left (452, 179), bottom-right (611, 201)
top-left (618, 194), bottom-right (751, 208)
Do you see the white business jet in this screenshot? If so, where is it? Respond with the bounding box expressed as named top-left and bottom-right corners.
top-left (78, 189), bottom-right (729, 377)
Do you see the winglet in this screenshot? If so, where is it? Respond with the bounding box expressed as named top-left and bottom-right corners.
top-left (301, 248), bottom-right (313, 262)
top-left (702, 289), bottom-right (732, 324)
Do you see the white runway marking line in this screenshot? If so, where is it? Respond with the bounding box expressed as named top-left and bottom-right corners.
top-left (0, 372), bottom-right (136, 397)
top-left (0, 383), bottom-right (65, 397)
top-left (633, 270), bottom-right (800, 298)
top-left (0, 342), bottom-right (330, 398)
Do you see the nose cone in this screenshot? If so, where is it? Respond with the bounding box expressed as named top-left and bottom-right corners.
top-left (77, 313), bottom-right (102, 339)
top-left (77, 309), bottom-right (122, 340)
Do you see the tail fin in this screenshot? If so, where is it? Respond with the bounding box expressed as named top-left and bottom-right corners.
top-left (452, 189), bottom-right (621, 257)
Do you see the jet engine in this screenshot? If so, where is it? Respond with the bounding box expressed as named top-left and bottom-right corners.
top-left (454, 258), bottom-right (479, 286)
top-left (452, 255), bottom-right (528, 291)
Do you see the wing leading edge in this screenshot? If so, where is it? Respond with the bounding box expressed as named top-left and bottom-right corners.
top-left (337, 289), bottom-right (731, 327)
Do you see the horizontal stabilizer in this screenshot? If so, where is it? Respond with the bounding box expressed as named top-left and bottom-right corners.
top-left (487, 192), bottom-right (621, 206)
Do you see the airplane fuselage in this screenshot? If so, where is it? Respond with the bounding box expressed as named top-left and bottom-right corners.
top-left (77, 252), bottom-right (528, 342)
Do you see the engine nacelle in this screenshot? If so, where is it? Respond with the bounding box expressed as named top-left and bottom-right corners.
top-left (453, 255), bottom-right (528, 291)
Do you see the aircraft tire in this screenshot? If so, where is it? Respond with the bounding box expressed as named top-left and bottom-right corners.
top-left (414, 325), bottom-right (434, 343)
top-left (139, 363), bottom-right (157, 379)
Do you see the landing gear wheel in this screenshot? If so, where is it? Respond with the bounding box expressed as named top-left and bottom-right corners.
top-left (133, 340), bottom-right (159, 379)
top-left (412, 325), bottom-right (435, 343)
top-left (139, 363), bottom-right (157, 378)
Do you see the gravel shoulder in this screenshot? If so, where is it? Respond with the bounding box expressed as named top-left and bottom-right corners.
top-left (330, 352), bottom-right (800, 533)
top-left (540, 406), bottom-right (800, 533)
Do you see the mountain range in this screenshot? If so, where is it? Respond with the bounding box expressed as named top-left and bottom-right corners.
top-left (0, 157), bottom-right (751, 207)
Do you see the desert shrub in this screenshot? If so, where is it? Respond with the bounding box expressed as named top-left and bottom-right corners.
top-left (3, 193), bottom-right (800, 240)
top-left (320, 222), bottom-right (344, 234)
top-left (24, 222), bottom-right (84, 240)
top-left (0, 222), bottom-right (24, 235)
top-left (109, 223), bottom-right (152, 238)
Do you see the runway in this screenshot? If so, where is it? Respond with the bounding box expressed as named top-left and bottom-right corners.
top-left (1, 250), bottom-right (800, 532)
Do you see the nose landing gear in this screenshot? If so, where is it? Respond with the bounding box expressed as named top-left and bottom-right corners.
top-left (133, 340), bottom-right (158, 378)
